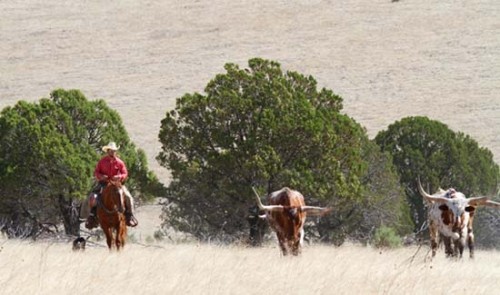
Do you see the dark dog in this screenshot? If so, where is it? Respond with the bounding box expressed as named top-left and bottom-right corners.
top-left (72, 236), bottom-right (86, 252)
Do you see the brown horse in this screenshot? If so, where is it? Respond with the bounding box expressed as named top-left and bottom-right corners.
top-left (97, 180), bottom-right (127, 250)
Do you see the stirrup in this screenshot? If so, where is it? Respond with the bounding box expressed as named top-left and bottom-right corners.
top-left (126, 213), bottom-right (138, 227)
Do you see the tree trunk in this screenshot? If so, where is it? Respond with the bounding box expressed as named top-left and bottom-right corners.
top-left (247, 205), bottom-right (267, 246)
top-left (58, 195), bottom-right (81, 236)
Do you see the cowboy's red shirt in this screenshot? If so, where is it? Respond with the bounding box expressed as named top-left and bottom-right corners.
top-left (94, 155), bottom-right (128, 182)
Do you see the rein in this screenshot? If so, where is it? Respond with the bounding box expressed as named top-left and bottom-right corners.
top-left (97, 181), bottom-right (125, 215)
top-left (97, 197), bottom-right (123, 215)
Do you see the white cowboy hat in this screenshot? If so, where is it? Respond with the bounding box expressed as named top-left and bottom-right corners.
top-left (102, 142), bottom-right (120, 152)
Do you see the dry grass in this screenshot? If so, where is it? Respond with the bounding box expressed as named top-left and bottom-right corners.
top-left (1, 239), bottom-right (499, 295)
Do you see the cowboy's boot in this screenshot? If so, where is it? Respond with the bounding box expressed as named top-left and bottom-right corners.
top-left (85, 206), bottom-right (99, 229)
top-left (125, 206), bottom-right (138, 227)
top-left (123, 189), bottom-right (138, 227)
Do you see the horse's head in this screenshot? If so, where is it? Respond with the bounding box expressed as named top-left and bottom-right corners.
top-left (101, 179), bottom-right (125, 212)
top-left (107, 179), bottom-right (122, 189)
top-left (104, 179), bottom-right (122, 195)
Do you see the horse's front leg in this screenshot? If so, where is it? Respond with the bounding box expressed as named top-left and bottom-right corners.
top-left (116, 222), bottom-right (127, 250)
top-left (104, 227), bottom-right (114, 250)
top-left (115, 229), bottom-right (122, 250)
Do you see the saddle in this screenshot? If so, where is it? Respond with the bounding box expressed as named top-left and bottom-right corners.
top-left (85, 186), bottom-right (137, 229)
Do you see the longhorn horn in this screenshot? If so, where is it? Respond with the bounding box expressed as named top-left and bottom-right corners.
top-left (467, 196), bottom-right (489, 207)
top-left (251, 186), bottom-right (284, 212)
top-left (301, 206), bottom-right (333, 216)
top-left (417, 178), bottom-right (448, 204)
top-left (484, 200), bottom-right (500, 208)
top-left (466, 196), bottom-right (500, 208)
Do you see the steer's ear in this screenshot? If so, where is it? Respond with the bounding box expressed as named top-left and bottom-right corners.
top-left (465, 206), bottom-right (476, 212)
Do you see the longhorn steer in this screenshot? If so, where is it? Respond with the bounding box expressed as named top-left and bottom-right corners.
top-left (252, 187), bottom-right (331, 256)
top-left (417, 180), bottom-right (500, 258)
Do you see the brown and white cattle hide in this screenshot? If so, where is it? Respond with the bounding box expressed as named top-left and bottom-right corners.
top-left (252, 186), bottom-right (331, 256)
top-left (417, 180), bottom-right (500, 258)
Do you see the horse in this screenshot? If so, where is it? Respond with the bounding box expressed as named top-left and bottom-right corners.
top-left (97, 179), bottom-right (127, 250)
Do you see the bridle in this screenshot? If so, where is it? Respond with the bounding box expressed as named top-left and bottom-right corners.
top-left (97, 179), bottom-right (125, 215)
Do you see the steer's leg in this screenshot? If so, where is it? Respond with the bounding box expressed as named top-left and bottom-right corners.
top-left (456, 227), bottom-right (469, 258)
top-left (453, 237), bottom-right (465, 258)
top-left (442, 235), bottom-right (453, 257)
top-left (291, 228), bottom-right (304, 256)
top-left (276, 232), bottom-right (288, 256)
top-left (467, 229), bottom-right (474, 259)
top-left (291, 239), bottom-right (301, 256)
top-left (429, 221), bottom-right (439, 257)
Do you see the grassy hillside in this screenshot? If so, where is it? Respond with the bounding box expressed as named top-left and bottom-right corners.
top-left (1, 0), bottom-right (499, 185)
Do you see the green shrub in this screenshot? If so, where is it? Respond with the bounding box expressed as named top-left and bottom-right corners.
top-left (153, 230), bottom-right (165, 242)
top-left (127, 233), bottom-right (137, 243)
top-left (372, 226), bottom-right (402, 249)
top-left (145, 235), bottom-right (154, 244)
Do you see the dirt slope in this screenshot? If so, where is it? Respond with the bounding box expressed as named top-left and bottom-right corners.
top-left (1, 0), bottom-right (499, 185)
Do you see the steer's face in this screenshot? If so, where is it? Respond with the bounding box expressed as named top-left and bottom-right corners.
top-left (439, 193), bottom-right (473, 230)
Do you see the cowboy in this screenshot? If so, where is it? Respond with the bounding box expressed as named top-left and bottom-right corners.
top-left (85, 142), bottom-right (138, 229)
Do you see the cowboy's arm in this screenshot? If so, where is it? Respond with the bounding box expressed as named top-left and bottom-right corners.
top-left (111, 159), bottom-right (128, 182)
top-left (94, 159), bottom-right (108, 181)
top-left (119, 161), bottom-right (128, 182)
